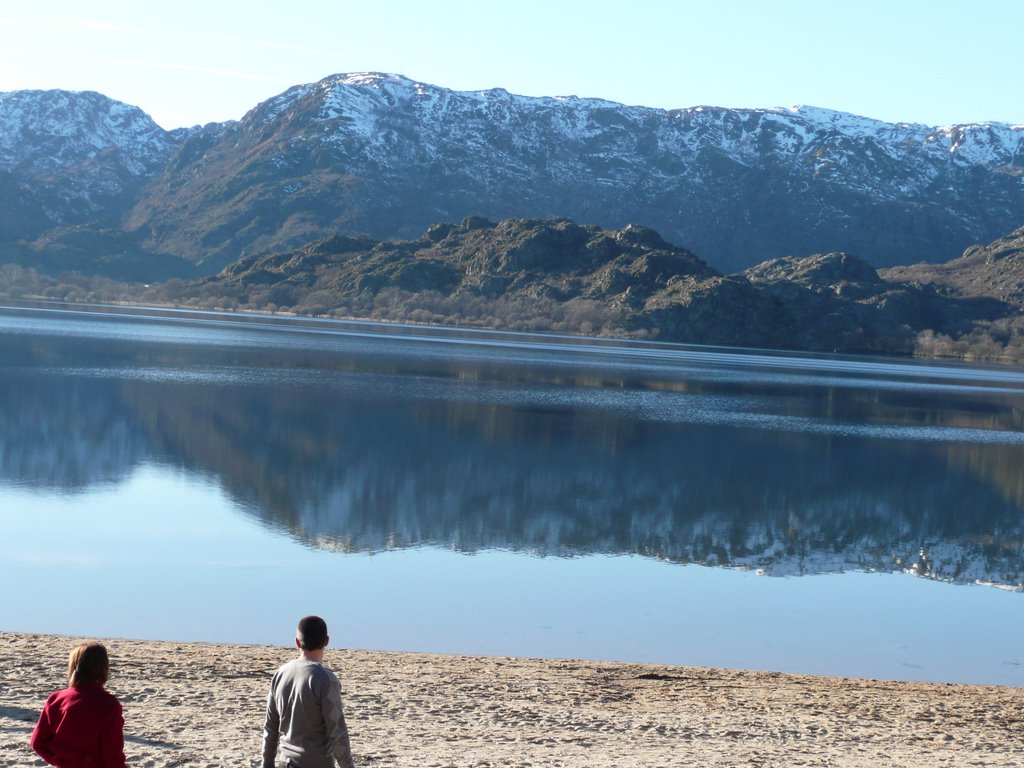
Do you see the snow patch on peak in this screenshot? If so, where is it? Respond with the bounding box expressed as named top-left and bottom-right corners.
top-left (329, 72), bottom-right (414, 88)
top-left (310, 73), bottom-right (631, 114)
top-left (249, 74), bottom-right (426, 126)
top-left (927, 122), bottom-right (1024, 164)
top-left (233, 74), bottom-right (1024, 177)
top-left (779, 105), bottom-right (920, 137)
top-left (0, 88), bottom-right (176, 175)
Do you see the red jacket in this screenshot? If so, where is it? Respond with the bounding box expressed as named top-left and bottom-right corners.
top-left (30, 682), bottom-right (126, 768)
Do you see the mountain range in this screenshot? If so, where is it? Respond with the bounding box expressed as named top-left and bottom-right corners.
top-left (2, 72), bottom-right (1023, 279)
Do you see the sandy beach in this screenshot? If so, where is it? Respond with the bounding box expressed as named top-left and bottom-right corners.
top-left (1, 631), bottom-right (1022, 767)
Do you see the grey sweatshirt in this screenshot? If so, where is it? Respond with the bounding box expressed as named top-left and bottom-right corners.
top-left (262, 658), bottom-right (355, 768)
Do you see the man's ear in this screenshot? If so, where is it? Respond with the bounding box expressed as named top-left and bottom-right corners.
top-left (324, 636), bottom-right (330, 648)
top-left (295, 637), bottom-right (302, 649)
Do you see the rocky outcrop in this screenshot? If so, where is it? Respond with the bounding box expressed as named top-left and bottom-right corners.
top-left (883, 226), bottom-right (1024, 305)
top-left (189, 216), bottom-right (1018, 354)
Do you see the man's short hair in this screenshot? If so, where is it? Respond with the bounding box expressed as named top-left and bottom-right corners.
top-left (297, 615), bottom-right (329, 650)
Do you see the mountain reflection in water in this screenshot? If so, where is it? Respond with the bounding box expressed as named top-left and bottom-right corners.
top-left (3, 304), bottom-right (1024, 590)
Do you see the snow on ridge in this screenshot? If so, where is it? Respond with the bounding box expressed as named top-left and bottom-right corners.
top-left (317, 72), bottom-right (626, 107)
top-left (0, 88), bottom-right (176, 175)
top-left (255, 76), bottom-right (1022, 172)
top-left (755, 105), bottom-right (1024, 166)
top-left (305, 72), bottom-right (644, 130)
top-left (247, 74), bottom-right (1023, 169)
top-left (327, 71), bottom-right (413, 87)
top-left (777, 103), bottom-right (1022, 138)
top-left (0, 89), bottom-right (164, 141)
top-left (926, 121), bottom-right (1024, 163)
top-left (783, 104), bottom-right (926, 130)
top-left (7, 74), bottom-right (1020, 185)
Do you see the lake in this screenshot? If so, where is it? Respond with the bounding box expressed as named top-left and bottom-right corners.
top-left (2, 301), bottom-right (1023, 686)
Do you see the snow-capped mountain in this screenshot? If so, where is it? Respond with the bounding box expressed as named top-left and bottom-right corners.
top-left (0, 89), bottom-right (188, 232)
top-left (0, 89), bottom-right (182, 175)
top-left (2, 73), bottom-right (1023, 273)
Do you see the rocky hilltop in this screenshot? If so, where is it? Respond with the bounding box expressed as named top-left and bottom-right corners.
top-left (3, 215), bottom-right (1023, 360)
top-left (2, 73), bottom-right (1023, 276)
top-left (883, 225), bottom-right (1024, 304)
top-left (154, 216), bottom-right (1011, 355)
top-left (0, 88), bottom-right (199, 278)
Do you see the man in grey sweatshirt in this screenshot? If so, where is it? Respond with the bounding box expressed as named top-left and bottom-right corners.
top-left (262, 616), bottom-right (355, 768)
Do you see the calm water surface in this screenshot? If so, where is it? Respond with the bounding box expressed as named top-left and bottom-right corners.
top-left (2, 301), bottom-right (1023, 686)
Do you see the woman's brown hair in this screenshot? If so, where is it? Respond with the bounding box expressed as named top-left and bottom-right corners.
top-left (67, 642), bottom-right (109, 687)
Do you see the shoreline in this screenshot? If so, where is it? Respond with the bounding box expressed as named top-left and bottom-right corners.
top-left (3, 632), bottom-right (1023, 767)
top-left (4, 295), bottom-right (1024, 368)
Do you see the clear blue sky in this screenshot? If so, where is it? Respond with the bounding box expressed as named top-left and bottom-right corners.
top-left (2, 0), bottom-right (1021, 130)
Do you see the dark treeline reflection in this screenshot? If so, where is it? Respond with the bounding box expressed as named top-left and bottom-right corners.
top-left (3, 314), bottom-right (1024, 587)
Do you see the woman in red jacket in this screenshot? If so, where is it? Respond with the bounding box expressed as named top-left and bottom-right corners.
top-left (30, 642), bottom-right (127, 768)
